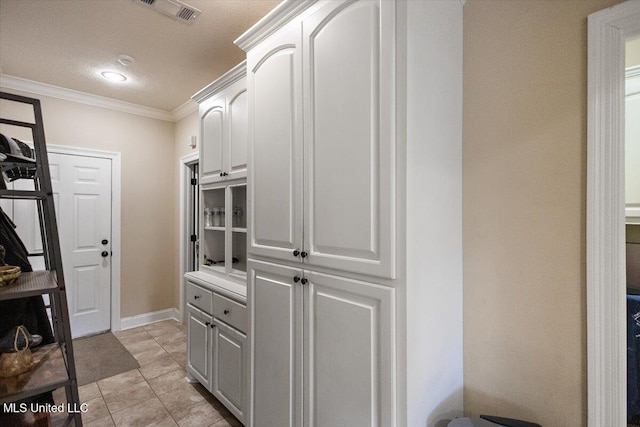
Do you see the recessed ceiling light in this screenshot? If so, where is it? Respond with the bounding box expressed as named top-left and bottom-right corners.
top-left (101, 71), bottom-right (127, 82)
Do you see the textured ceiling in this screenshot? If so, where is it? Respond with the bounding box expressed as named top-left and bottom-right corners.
top-left (0, 0), bottom-right (280, 111)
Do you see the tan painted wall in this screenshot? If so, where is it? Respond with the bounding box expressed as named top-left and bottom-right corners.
top-left (463, 1), bottom-right (623, 426)
top-left (174, 110), bottom-right (199, 160)
top-left (627, 38), bottom-right (640, 68)
top-left (0, 88), bottom-right (176, 318)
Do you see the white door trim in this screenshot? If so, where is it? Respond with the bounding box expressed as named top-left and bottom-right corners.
top-left (179, 151), bottom-right (199, 323)
top-left (587, 1), bottom-right (640, 425)
top-left (46, 144), bottom-right (123, 332)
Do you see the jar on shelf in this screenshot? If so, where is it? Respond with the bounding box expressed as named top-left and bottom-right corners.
top-left (204, 208), bottom-right (212, 228)
top-left (233, 206), bottom-right (244, 227)
top-left (219, 207), bottom-right (225, 227)
top-left (212, 207), bottom-right (220, 227)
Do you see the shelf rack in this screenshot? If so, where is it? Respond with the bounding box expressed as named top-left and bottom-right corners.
top-left (0, 91), bottom-right (82, 426)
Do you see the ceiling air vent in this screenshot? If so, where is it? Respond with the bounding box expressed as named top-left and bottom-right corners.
top-left (134, 0), bottom-right (201, 24)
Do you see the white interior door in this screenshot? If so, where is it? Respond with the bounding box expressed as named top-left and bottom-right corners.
top-left (12, 151), bottom-right (112, 338)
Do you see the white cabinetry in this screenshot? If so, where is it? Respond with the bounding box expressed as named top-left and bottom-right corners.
top-left (185, 274), bottom-right (248, 424)
top-left (194, 62), bottom-right (248, 185)
top-left (248, 260), bottom-right (394, 427)
top-left (247, 24), bottom-right (304, 263)
top-left (237, 0), bottom-right (463, 425)
top-left (246, 0), bottom-right (394, 279)
top-left (187, 305), bottom-right (212, 389)
top-left (194, 62), bottom-right (249, 283)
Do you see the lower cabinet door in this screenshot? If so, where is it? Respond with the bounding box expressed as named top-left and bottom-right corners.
top-left (248, 260), bottom-right (303, 427)
top-left (303, 270), bottom-right (395, 427)
top-left (212, 320), bottom-right (247, 423)
top-left (187, 306), bottom-right (213, 389)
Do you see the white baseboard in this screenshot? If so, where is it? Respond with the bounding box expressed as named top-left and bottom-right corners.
top-left (119, 308), bottom-right (181, 331)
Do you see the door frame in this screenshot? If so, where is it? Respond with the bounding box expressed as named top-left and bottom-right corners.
top-left (587, 1), bottom-right (640, 425)
top-left (46, 144), bottom-right (122, 332)
top-left (179, 151), bottom-right (199, 323)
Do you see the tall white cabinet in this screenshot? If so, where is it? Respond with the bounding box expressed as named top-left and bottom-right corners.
top-left (236, 1), bottom-right (463, 426)
top-left (186, 61), bottom-right (250, 425)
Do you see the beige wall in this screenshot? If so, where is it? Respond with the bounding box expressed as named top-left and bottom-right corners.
top-left (0, 89), bottom-right (176, 318)
top-left (463, 1), bottom-right (623, 426)
top-left (627, 38), bottom-right (640, 68)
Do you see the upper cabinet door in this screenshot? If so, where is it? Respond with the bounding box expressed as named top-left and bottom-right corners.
top-left (247, 23), bottom-right (304, 263)
top-left (226, 78), bottom-right (248, 181)
top-left (201, 98), bottom-right (226, 184)
top-left (302, 0), bottom-right (396, 278)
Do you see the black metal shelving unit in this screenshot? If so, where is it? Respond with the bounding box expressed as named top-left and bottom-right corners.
top-left (0, 91), bottom-right (82, 426)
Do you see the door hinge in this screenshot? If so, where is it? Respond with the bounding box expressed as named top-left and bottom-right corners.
top-left (190, 235), bottom-right (197, 242)
top-left (191, 178), bottom-right (197, 185)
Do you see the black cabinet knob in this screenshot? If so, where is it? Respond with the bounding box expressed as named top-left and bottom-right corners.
top-left (101, 251), bottom-right (109, 258)
top-left (300, 251), bottom-right (308, 258)
top-left (293, 276), bottom-right (300, 283)
top-left (219, 172), bottom-right (223, 177)
top-left (293, 250), bottom-right (300, 257)
top-left (223, 309), bottom-right (230, 315)
top-left (301, 278), bottom-right (308, 285)
top-left (210, 323), bottom-right (215, 329)
top-left (194, 295), bottom-right (200, 300)
top-left (102, 239), bottom-right (109, 245)
top-left (205, 321), bottom-right (210, 326)
top-left (224, 172), bottom-right (229, 176)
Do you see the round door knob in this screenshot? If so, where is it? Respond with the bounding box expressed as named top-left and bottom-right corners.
top-left (293, 250), bottom-right (300, 257)
top-left (223, 309), bottom-right (230, 315)
top-left (102, 239), bottom-right (109, 245)
top-left (101, 251), bottom-right (109, 258)
top-left (293, 276), bottom-right (300, 283)
top-left (300, 251), bottom-right (308, 258)
top-left (301, 278), bottom-right (308, 285)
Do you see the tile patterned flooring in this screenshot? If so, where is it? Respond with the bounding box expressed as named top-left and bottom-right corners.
top-left (53, 320), bottom-right (242, 427)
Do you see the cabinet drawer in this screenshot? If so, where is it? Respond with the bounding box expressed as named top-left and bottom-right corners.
top-left (187, 281), bottom-right (213, 314)
top-left (213, 294), bottom-right (247, 333)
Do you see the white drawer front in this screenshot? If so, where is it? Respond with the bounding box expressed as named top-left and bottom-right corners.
top-left (187, 281), bottom-right (214, 315)
top-left (213, 293), bottom-right (247, 333)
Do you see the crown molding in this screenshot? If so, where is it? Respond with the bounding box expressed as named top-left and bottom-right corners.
top-left (171, 99), bottom-right (198, 121)
top-left (234, 0), bottom-right (318, 51)
top-left (191, 61), bottom-right (247, 104)
top-left (0, 74), bottom-right (199, 122)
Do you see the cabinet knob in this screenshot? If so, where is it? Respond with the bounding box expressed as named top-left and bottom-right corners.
top-left (223, 309), bottom-right (230, 315)
top-left (293, 276), bottom-right (300, 283)
top-left (223, 172), bottom-right (229, 176)
top-left (205, 321), bottom-right (210, 326)
top-left (293, 250), bottom-right (300, 257)
top-left (101, 251), bottom-right (109, 258)
top-left (300, 251), bottom-right (308, 258)
top-left (301, 278), bottom-right (308, 285)
top-left (211, 323), bottom-right (215, 329)
top-left (219, 172), bottom-right (223, 177)
top-left (194, 295), bottom-right (200, 300)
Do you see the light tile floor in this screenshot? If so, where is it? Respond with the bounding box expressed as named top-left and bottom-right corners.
top-left (53, 320), bottom-right (242, 427)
